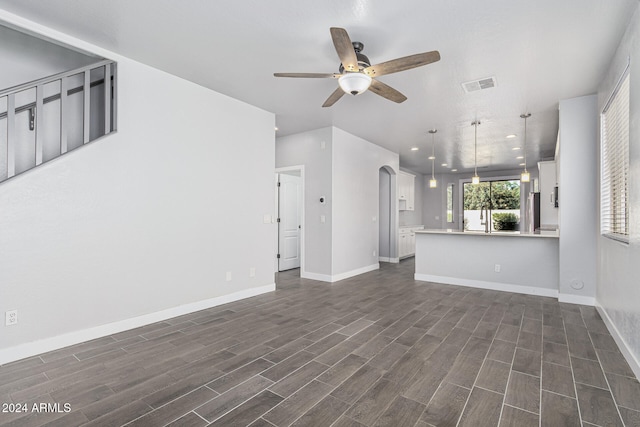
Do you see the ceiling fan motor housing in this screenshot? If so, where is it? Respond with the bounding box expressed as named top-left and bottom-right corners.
top-left (338, 42), bottom-right (371, 74)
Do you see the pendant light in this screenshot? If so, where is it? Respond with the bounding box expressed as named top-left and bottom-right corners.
top-left (429, 129), bottom-right (437, 188)
top-left (471, 121), bottom-right (481, 184)
top-left (520, 113), bottom-right (531, 183)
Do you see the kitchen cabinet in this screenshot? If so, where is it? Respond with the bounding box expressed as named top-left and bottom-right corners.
top-left (398, 171), bottom-right (415, 211)
top-left (399, 225), bottom-right (424, 258)
top-left (538, 161), bottom-right (558, 227)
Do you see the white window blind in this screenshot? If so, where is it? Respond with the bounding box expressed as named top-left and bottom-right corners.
top-left (601, 69), bottom-right (630, 243)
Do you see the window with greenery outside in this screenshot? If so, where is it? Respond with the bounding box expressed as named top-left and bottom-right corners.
top-left (463, 180), bottom-right (520, 231)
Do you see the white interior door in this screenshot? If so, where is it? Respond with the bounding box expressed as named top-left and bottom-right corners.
top-left (278, 173), bottom-right (301, 271)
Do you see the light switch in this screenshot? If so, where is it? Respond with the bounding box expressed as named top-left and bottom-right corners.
top-left (320, 215), bottom-right (326, 223)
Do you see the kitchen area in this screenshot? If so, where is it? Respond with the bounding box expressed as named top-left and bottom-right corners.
top-left (398, 143), bottom-right (570, 299)
top-left (398, 95), bottom-right (597, 305)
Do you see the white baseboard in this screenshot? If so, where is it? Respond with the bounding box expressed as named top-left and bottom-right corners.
top-left (331, 264), bottom-right (379, 282)
top-left (379, 257), bottom-right (399, 264)
top-left (414, 273), bottom-right (559, 298)
top-left (302, 264), bottom-right (380, 283)
top-left (0, 283), bottom-right (276, 366)
top-left (596, 305), bottom-right (640, 380)
top-left (558, 293), bottom-right (596, 306)
top-left (301, 271), bottom-right (333, 282)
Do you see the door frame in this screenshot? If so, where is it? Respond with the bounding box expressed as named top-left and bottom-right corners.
top-left (275, 165), bottom-right (305, 276)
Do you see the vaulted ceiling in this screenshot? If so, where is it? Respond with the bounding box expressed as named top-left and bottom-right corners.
top-left (1, 0), bottom-right (636, 174)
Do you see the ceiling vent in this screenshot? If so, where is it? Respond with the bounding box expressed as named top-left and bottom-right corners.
top-left (462, 76), bottom-right (497, 93)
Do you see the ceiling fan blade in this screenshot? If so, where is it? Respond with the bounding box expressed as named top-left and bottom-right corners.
top-left (364, 51), bottom-right (441, 77)
top-left (330, 27), bottom-right (359, 72)
top-left (322, 87), bottom-right (345, 107)
top-left (274, 72), bottom-right (340, 78)
top-left (368, 79), bottom-right (407, 103)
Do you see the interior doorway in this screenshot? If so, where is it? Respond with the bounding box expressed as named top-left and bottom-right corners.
top-left (276, 168), bottom-right (304, 273)
top-left (378, 166), bottom-right (396, 262)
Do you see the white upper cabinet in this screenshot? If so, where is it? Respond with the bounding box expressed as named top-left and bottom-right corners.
top-left (398, 171), bottom-right (415, 211)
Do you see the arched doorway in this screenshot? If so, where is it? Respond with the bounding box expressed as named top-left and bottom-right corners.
top-left (379, 166), bottom-right (397, 262)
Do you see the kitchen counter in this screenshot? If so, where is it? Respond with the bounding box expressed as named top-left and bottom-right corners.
top-left (414, 229), bottom-right (559, 297)
top-left (416, 229), bottom-right (558, 238)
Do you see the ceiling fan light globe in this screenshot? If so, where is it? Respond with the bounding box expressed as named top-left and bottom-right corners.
top-left (338, 73), bottom-right (372, 96)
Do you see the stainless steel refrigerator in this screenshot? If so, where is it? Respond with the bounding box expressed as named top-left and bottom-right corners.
top-left (524, 192), bottom-right (541, 233)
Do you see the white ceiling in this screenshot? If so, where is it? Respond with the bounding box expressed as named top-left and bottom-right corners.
top-left (1, 0), bottom-right (636, 175)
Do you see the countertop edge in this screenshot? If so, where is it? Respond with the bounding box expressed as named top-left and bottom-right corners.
top-left (415, 229), bottom-right (559, 239)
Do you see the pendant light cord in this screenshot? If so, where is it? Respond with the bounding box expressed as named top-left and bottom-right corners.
top-left (431, 132), bottom-right (435, 180)
top-left (523, 115), bottom-right (527, 173)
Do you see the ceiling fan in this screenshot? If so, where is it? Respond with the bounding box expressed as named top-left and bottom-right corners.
top-left (274, 27), bottom-right (440, 107)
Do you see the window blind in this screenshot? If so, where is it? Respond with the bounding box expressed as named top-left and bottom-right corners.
top-left (601, 70), bottom-right (630, 242)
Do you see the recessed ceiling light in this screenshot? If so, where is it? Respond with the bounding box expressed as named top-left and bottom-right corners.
top-left (516, 156), bottom-right (524, 159)
top-left (519, 163), bottom-right (526, 166)
top-left (274, 127), bottom-right (279, 131)
top-left (512, 147), bottom-right (521, 151)
top-left (411, 147), bottom-right (419, 151)
top-left (451, 169), bottom-right (458, 172)
top-left (441, 163), bottom-right (447, 167)
top-left (428, 155), bottom-right (435, 160)
top-left (506, 134), bottom-right (517, 139)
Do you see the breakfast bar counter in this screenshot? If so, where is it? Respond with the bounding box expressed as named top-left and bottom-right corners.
top-left (414, 229), bottom-right (559, 297)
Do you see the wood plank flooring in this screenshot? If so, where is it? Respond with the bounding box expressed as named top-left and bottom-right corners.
top-left (1, 259), bottom-right (639, 426)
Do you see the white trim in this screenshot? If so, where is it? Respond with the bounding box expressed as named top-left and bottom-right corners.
top-left (378, 257), bottom-right (401, 263)
top-left (331, 264), bottom-right (379, 282)
top-left (414, 273), bottom-right (559, 298)
top-left (596, 304), bottom-right (640, 380)
top-left (0, 284), bottom-right (275, 366)
top-left (302, 263), bottom-right (380, 283)
top-left (301, 271), bottom-right (333, 282)
top-left (558, 293), bottom-right (596, 306)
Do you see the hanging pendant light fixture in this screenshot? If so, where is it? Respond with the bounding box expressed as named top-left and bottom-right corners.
top-left (520, 113), bottom-right (531, 183)
top-left (471, 121), bottom-right (481, 184)
top-left (429, 129), bottom-right (438, 188)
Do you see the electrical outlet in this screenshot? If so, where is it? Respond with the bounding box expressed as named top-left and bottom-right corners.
top-left (494, 264), bottom-right (501, 273)
top-left (373, 250), bottom-right (376, 257)
top-left (5, 310), bottom-right (17, 326)
top-left (226, 271), bottom-right (232, 281)
top-left (249, 267), bottom-right (256, 278)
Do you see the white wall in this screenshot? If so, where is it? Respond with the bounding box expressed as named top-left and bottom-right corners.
top-left (558, 95), bottom-right (598, 305)
top-left (0, 23), bottom-right (99, 89)
top-left (332, 127), bottom-right (399, 278)
top-left (0, 13), bottom-right (276, 363)
top-left (276, 128), bottom-right (333, 279)
top-left (276, 126), bottom-right (399, 281)
top-left (596, 3), bottom-right (640, 377)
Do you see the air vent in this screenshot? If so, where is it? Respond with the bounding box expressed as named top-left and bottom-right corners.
top-left (462, 76), bottom-right (497, 93)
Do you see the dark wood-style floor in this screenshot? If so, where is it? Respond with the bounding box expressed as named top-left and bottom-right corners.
top-left (1, 259), bottom-right (639, 426)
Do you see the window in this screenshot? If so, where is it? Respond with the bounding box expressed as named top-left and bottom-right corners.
top-left (463, 179), bottom-right (520, 232)
top-left (601, 68), bottom-right (629, 243)
top-left (446, 183), bottom-right (454, 222)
